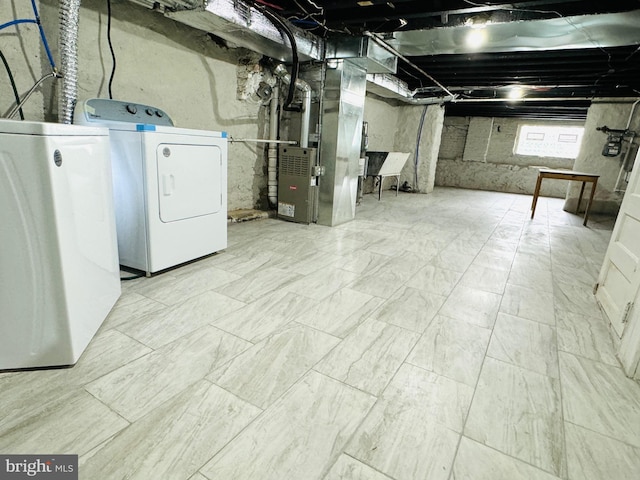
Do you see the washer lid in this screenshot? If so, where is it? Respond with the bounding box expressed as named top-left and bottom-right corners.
top-left (0, 119), bottom-right (108, 136)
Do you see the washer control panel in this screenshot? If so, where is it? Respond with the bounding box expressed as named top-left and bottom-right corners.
top-left (75, 98), bottom-right (174, 126)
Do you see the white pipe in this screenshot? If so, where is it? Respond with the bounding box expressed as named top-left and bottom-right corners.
top-left (625, 99), bottom-right (640, 130)
top-left (273, 63), bottom-right (312, 148)
top-left (268, 85), bottom-right (279, 208)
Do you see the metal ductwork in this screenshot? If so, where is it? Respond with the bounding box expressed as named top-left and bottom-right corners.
top-left (387, 10), bottom-right (640, 57)
top-left (59, 0), bottom-right (81, 124)
top-left (165, 0), bottom-right (323, 62)
top-left (326, 36), bottom-right (397, 74)
top-left (366, 74), bottom-right (455, 105)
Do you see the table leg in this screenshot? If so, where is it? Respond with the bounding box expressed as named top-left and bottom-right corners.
top-left (577, 181), bottom-right (586, 214)
top-left (583, 178), bottom-right (598, 227)
top-left (396, 175), bottom-right (400, 196)
top-left (378, 176), bottom-right (382, 201)
top-left (531, 173), bottom-right (543, 219)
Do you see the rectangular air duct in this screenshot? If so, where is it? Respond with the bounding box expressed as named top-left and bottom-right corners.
top-left (326, 36), bottom-right (397, 74)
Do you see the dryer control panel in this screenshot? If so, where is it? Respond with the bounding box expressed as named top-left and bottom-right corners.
top-left (75, 98), bottom-right (175, 127)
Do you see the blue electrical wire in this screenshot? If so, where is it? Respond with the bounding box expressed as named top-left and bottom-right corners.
top-left (30, 0), bottom-right (56, 71)
top-left (0, 1), bottom-right (57, 70)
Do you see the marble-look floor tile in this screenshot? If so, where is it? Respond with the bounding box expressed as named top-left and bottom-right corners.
top-left (206, 250), bottom-right (286, 276)
top-left (405, 265), bottom-right (462, 297)
top-left (407, 315), bottom-right (491, 387)
top-left (439, 285), bottom-right (501, 329)
top-left (347, 364), bottom-right (472, 480)
top-left (296, 288), bottom-right (383, 338)
top-left (314, 319), bottom-right (420, 395)
top-left (323, 455), bottom-right (394, 480)
top-left (349, 252), bottom-right (426, 299)
top-left (136, 266), bottom-right (241, 305)
top-left (465, 357), bottom-right (566, 477)
top-left (0, 390), bottom-right (128, 455)
top-left (365, 238), bottom-right (407, 257)
top-left (215, 266), bottom-right (303, 303)
top-left (430, 251), bottom-right (476, 273)
top-left (565, 422), bottom-right (640, 480)
top-left (507, 264), bottom-right (554, 292)
top-left (116, 290), bottom-right (245, 349)
top-left (500, 283), bottom-right (556, 325)
top-left (369, 286), bottom-right (446, 333)
top-left (201, 371), bottom-right (376, 480)
top-left (553, 281), bottom-right (601, 318)
top-left (211, 290), bottom-right (312, 343)
top-left (284, 266), bottom-right (359, 300)
top-left (459, 264), bottom-right (509, 294)
top-left (80, 380), bottom-right (261, 480)
top-left (208, 323), bottom-right (340, 409)
top-left (0, 330), bottom-right (151, 433)
top-left (86, 326), bottom-right (251, 422)
top-left (559, 351), bottom-right (640, 447)
top-left (487, 313), bottom-right (559, 378)
top-left (452, 436), bottom-right (562, 480)
top-left (472, 248), bottom-right (515, 271)
top-left (556, 309), bottom-right (619, 367)
top-left (551, 263), bottom-right (598, 288)
top-left (337, 250), bottom-right (391, 276)
top-left (102, 292), bottom-right (166, 329)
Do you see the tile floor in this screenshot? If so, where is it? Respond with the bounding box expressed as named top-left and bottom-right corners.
top-left (2, 187), bottom-right (640, 480)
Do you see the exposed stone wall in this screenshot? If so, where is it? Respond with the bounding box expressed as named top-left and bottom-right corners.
top-left (364, 94), bottom-right (444, 194)
top-left (436, 116), bottom-right (583, 198)
top-left (565, 100), bottom-right (640, 215)
top-left (4, 0), bottom-right (267, 210)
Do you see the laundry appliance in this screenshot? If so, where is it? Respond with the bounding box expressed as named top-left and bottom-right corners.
top-left (0, 119), bottom-right (121, 370)
top-left (75, 98), bottom-right (228, 275)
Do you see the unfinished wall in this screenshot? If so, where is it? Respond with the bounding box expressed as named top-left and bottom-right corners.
top-left (3, 0), bottom-right (266, 211)
top-left (363, 94), bottom-right (444, 194)
top-left (0, 1), bottom-right (46, 119)
top-left (436, 116), bottom-right (583, 197)
top-left (565, 100), bottom-right (640, 215)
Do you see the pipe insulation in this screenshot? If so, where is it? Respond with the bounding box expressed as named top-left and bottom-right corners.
top-left (59, 0), bottom-right (81, 124)
top-left (268, 85), bottom-right (279, 208)
top-left (273, 64), bottom-right (312, 148)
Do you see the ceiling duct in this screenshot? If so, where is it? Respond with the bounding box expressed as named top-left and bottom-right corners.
top-left (326, 36), bottom-right (397, 74)
top-left (387, 10), bottom-right (640, 56)
top-left (128, 0), bottom-right (201, 10)
top-left (164, 0), bottom-right (323, 62)
top-left (366, 74), bottom-right (455, 105)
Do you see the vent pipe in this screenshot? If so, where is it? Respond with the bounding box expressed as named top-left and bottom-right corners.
top-left (273, 63), bottom-right (312, 148)
top-left (268, 85), bottom-right (279, 207)
top-left (59, 0), bottom-right (81, 123)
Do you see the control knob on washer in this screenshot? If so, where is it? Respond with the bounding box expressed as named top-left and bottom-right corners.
top-left (155, 110), bottom-right (164, 118)
top-left (126, 104), bottom-right (137, 115)
top-left (146, 108), bottom-right (154, 116)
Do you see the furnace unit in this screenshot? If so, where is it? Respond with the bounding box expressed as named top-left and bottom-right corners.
top-left (277, 146), bottom-right (318, 224)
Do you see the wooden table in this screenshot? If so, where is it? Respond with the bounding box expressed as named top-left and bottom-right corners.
top-left (531, 168), bottom-right (600, 226)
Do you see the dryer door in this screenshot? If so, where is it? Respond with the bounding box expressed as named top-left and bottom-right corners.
top-left (156, 143), bottom-right (222, 222)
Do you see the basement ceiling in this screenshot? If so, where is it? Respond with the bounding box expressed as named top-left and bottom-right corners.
top-left (260, 0), bottom-right (640, 119)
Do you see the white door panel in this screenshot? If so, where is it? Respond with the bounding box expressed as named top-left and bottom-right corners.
top-left (156, 143), bottom-right (222, 223)
top-left (597, 149), bottom-right (640, 337)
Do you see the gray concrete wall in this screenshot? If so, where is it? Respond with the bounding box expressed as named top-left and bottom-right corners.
top-left (363, 94), bottom-right (444, 194)
top-left (436, 116), bottom-right (583, 198)
top-left (3, 0), bottom-right (267, 211)
top-left (565, 100), bottom-right (640, 215)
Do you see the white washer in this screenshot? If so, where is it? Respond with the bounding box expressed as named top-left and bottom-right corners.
top-left (75, 99), bottom-right (228, 275)
top-left (0, 119), bottom-right (121, 370)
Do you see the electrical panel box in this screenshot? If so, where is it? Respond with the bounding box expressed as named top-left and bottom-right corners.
top-left (278, 146), bottom-right (317, 224)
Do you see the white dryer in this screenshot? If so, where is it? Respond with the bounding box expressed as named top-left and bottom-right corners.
top-left (75, 98), bottom-right (228, 275)
top-left (0, 119), bottom-right (121, 370)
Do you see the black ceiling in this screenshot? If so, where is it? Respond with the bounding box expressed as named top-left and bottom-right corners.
top-left (254, 0), bottom-right (640, 119)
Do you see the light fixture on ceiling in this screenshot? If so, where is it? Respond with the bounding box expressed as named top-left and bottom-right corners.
top-left (465, 26), bottom-right (487, 49)
top-left (508, 86), bottom-right (525, 101)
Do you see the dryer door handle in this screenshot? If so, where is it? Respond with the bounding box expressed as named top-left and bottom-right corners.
top-left (162, 174), bottom-right (175, 196)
